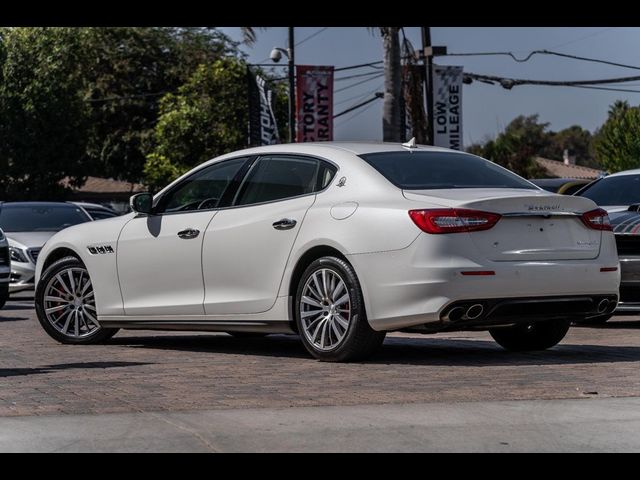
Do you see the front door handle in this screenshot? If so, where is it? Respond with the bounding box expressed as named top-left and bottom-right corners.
top-left (272, 218), bottom-right (297, 230)
top-left (177, 228), bottom-right (200, 239)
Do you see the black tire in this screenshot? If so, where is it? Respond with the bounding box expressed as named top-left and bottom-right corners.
top-left (35, 256), bottom-right (118, 344)
top-left (294, 256), bottom-right (385, 362)
top-left (0, 283), bottom-right (8, 309)
top-left (573, 314), bottom-right (614, 325)
top-left (489, 319), bottom-right (571, 352)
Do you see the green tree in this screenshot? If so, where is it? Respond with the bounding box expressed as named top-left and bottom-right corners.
top-left (81, 27), bottom-right (241, 184)
top-left (467, 115), bottom-right (548, 178)
top-left (143, 59), bottom-right (287, 191)
top-left (0, 27), bottom-right (91, 200)
top-left (542, 125), bottom-right (598, 169)
top-left (594, 101), bottom-right (640, 173)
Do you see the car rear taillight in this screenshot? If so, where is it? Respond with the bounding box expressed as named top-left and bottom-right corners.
top-left (408, 209), bottom-right (502, 234)
top-left (580, 208), bottom-right (613, 231)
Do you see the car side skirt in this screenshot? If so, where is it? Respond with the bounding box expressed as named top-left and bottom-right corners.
top-left (98, 318), bottom-right (295, 334)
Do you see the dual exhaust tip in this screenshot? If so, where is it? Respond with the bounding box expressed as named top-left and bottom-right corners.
top-left (447, 303), bottom-right (484, 322)
top-left (597, 298), bottom-right (610, 314)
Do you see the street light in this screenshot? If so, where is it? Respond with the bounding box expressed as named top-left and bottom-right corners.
top-left (270, 27), bottom-right (296, 143)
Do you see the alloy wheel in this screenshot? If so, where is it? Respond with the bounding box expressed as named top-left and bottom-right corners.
top-left (299, 268), bottom-right (351, 351)
top-left (43, 267), bottom-right (100, 338)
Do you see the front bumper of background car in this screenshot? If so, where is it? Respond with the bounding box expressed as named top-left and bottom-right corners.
top-left (617, 256), bottom-right (640, 312)
top-left (9, 260), bottom-right (36, 293)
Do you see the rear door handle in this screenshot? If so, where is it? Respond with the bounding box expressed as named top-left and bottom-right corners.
top-left (177, 228), bottom-right (200, 239)
top-left (272, 218), bottom-right (297, 230)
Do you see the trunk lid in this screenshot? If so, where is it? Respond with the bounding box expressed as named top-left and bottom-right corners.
top-left (404, 188), bottom-right (603, 261)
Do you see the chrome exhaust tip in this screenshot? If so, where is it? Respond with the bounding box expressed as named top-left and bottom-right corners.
top-left (466, 304), bottom-right (484, 320)
top-left (597, 298), bottom-right (610, 314)
top-left (447, 307), bottom-right (465, 322)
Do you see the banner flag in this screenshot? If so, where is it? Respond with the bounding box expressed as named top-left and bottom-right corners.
top-left (248, 68), bottom-right (280, 146)
top-left (296, 65), bottom-right (334, 142)
top-left (432, 65), bottom-right (463, 150)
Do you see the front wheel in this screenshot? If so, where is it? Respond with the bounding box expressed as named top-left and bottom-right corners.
top-left (489, 319), bottom-right (571, 351)
top-left (294, 256), bottom-right (385, 362)
top-left (35, 256), bottom-right (118, 344)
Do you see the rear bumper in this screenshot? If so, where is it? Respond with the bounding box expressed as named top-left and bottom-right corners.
top-left (349, 232), bottom-right (620, 331)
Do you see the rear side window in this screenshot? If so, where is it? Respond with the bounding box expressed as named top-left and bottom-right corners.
top-left (577, 175), bottom-right (640, 206)
top-left (234, 155), bottom-right (335, 206)
top-left (359, 151), bottom-right (537, 190)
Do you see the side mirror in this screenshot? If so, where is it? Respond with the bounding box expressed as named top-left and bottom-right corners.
top-left (130, 192), bottom-right (153, 215)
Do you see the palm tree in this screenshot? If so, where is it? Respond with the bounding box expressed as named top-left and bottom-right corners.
top-left (377, 27), bottom-right (403, 142)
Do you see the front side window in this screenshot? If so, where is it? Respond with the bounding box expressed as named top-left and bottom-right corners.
top-left (156, 157), bottom-right (248, 214)
top-left (359, 151), bottom-right (538, 190)
top-left (234, 156), bottom-right (329, 206)
top-left (0, 205), bottom-right (90, 232)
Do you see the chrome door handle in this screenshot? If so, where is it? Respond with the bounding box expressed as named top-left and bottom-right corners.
top-left (177, 228), bottom-right (200, 239)
top-left (272, 218), bottom-right (297, 230)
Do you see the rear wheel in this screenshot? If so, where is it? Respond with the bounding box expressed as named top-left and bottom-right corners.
top-left (0, 283), bottom-right (8, 309)
top-left (489, 319), bottom-right (571, 351)
top-left (294, 256), bottom-right (385, 362)
top-left (35, 257), bottom-right (118, 344)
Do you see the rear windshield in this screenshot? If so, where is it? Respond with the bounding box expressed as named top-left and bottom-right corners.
top-left (577, 175), bottom-right (640, 206)
top-left (359, 151), bottom-right (537, 190)
top-left (0, 205), bottom-right (90, 232)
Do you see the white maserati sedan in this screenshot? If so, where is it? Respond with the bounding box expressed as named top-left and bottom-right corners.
top-left (34, 142), bottom-right (620, 361)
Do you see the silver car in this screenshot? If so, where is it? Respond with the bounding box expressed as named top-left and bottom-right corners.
top-left (576, 169), bottom-right (640, 318)
top-left (0, 202), bottom-right (92, 294)
top-left (0, 228), bottom-right (9, 308)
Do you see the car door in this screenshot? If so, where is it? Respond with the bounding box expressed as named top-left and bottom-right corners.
top-left (202, 155), bottom-right (336, 315)
top-left (117, 157), bottom-right (249, 316)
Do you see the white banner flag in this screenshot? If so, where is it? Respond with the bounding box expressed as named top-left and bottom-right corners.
top-left (432, 65), bottom-right (463, 150)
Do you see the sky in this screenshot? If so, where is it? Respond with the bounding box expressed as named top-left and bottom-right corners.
top-left (220, 27), bottom-right (640, 150)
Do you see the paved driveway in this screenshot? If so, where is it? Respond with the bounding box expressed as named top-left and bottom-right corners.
top-left (2, 294), bottom-right (639, 417)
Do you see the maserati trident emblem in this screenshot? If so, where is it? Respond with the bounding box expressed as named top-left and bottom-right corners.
top-left (337, 176), bottom-right (347, 187)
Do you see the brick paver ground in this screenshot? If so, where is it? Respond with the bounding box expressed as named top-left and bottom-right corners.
top-left (1, 296), bottom-right (639, 417)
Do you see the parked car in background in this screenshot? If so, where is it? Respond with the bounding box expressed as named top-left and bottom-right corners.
top-left (529, 178), bottom-right (593, 195)
top-left (0, 228), bottom-right (9, 308)
top-left (0, 202), bottom-right (92, 294)
top-left (575, 169), bottom-right (640, 319)
top-left (72, 202), bottom-right (120, 220)
top-left (34, 143), bottom-right (619, 361)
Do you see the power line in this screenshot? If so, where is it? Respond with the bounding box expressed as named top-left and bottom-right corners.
top-left (336, 99), bottom-right (380, 128)
top-left (464, 71), bottom-right (640, 89)
top-left (334, 82), bottom-right (384, 106)
top-left (446, 49), bottom-right (640, 72)
top-left (333, 93), bottom-right (383, 119)
top-left (549, 27), bottom-right (618, 49)
top-left (335, 73), bottom-right (384, 93)
top-left (335, 70), bottom-right (384, 82)
top-left (296, 27), bottom-right (329, 47)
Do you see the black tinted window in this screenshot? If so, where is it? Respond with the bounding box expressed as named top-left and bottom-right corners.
top-left (88, 209), bottom-right (118, 220)
top-left (235, 156), bottom-right (322, 206)
top-left (360, 151), bottom-right (537, 190)
top-left (0, 205), bottom-right (90, 232)
top-left (577, 175), bottom-right (640, 206)
top-left (158, 157), bottom-right (247, 213)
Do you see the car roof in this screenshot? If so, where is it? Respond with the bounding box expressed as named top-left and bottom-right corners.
top-left (0, 201), bottom-right (78, 208)
top-left (606, 168), bottom-right (640, 178)
top-left (218, 141), bottom-right (456, 158)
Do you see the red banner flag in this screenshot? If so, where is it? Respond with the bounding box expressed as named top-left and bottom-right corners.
top-left (296, 65), bottom-right (334, 142)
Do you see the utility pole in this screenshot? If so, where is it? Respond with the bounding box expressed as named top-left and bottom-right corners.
top-left (288, 27), bottom-right (296, 143)
top-left (421, 27), bottom-right (434, 146)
